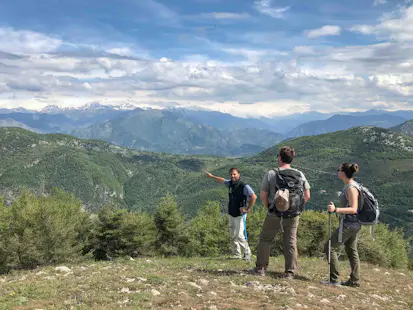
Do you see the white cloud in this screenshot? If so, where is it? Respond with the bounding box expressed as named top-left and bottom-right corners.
top-left (1, 26), bottom-right (413, 116)
top-left (253, 0), bottom-right (290, 19)
top-left (307, 25), bottom-right (341, 39)
top-left (0, 27), bottom-right (61, 54)
top-left (373, 0), bottom-right (387, 6)
top-left (293, 46), bottom-right (316, 55)
top-left (351, 5), bottom-right (413, 41)
top-left (199, 12), bottom-right (251, 19)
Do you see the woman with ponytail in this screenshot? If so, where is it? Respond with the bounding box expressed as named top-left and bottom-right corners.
top-left (322, 163), bottom-right (362, 287)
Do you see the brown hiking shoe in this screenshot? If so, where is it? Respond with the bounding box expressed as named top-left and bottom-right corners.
top-left (248, 267), bottom-right (265, 276)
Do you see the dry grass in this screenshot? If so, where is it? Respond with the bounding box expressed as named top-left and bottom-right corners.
top-left (1, 256), bottom-right (412, 310)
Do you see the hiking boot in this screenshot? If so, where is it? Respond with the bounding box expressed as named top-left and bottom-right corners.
top-left (248, 267), bottom-right (266, 276)
top-left (243, 252), bottom-right (251, 261)
top-left (320, 280), bottom-right (340, 286)
top-left (341, 280), bottom-right (360, 287)
top-left (230, 255), bottom-right (242, 259)
top-left (280, 272), bottom-right (295, 280)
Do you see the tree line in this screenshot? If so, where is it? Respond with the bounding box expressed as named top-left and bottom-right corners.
top-left (0, 189), bottom-right (410, 274)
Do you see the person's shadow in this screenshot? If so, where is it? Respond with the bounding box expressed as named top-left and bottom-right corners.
top-left (194, 268), bottom-right (311, 282)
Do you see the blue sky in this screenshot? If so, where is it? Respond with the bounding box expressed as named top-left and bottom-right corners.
top-left (0, 0), bottom-right (412, 117)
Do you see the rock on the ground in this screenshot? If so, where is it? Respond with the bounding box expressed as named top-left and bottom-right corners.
top-left (120, 287), bottom-right (131, 294)
top-left (307, 293), bottom-right (315, 298)
top-left (55, 266), bottom-right (71, 273)
top-left (320, 299), bottom-right (330, 303)
top-left (337, 294), bottom-right (346, 301)
top-left (151, 289), bottom-right (161, 296)
top-left (209, 291), bottom-right (217, 296)
top-left (209, 306), bottom-right (218, 310)
top-left (199, 279), bottom-right (209, 286)
top-left (286, 287), bottom-right (296, 295)
top-left (371, 294), bottom-right (392, 302)
top-left (187, 282), bottom-right (202, 290)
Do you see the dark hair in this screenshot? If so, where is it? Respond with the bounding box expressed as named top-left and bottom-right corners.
top-left (340, 163), bottom-right (359, 179)
top-left (229, 167), bottom-right (240, 174)
top-left (278, 146), bottom-right (296, 164)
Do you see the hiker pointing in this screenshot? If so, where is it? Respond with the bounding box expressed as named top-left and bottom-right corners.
top-left (205, 168), bottom-right (257, 260)
top-left (253, 146), bottom-right (310, 278)
top-left (323, 163), bottom-right (362, 287)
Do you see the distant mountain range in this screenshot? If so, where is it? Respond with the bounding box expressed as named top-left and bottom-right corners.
top-left (0, 103), bottom-right (412, 155)
top-left (71, 109), bottom-right (284, 156)
top-left (286, 114), bottom-right (406, 138)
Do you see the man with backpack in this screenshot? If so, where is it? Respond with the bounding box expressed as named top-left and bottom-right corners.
top-left (205, 168), bottom-right (257, 260)
top-left (253, 146), bottom-right (311, 278)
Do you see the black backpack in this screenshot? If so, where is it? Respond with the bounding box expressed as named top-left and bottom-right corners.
top-left (269, 168), bottom-right (305, 218)
top-left (357, 185), bottom-right (379, 225)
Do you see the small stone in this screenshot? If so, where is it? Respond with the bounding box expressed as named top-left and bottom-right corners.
top-left (286, 287), bottom-right (296, 295)
top-left (399, 272), bottom-right (406, 276)
top-left (307, 293), bottom-right (315, 298)
top-left (196, 294), bottom-right (203, 298)
top-left (151, 289), bottom-right (161, 296)
top-left (199, 279), bottom-right (209, 286)
top-left (137, 277), bottom-right (147, 282)
top-left (307, 286), bottom-right (317, 290)
top-left (120, 288), bottom-right (130, 294)
top-left (36, 271), bottom-right (46, 276)
top-left (118, 299), bottom-right (129, 304)
top-left (373, 268), bottom-right (380, 272)
top-left (280, 306), bottom-right (293, 310)
top-left (384, 272), bottom-right (390, 275)
top-left (371, 294), bottom-right (389, 302)
top-left (146, 259), bottom-right (152, 263)
top-left (209, 306), bottom-right (218, 310)
top-left (320, 298), bottom-right (330, 303)
top-left (125, 278), bottom-right (135, 283)
top-left (337, 294), bottom-right (346, 301)
top-left (187, 282), bottom-right (202, 290)
top-left (230, 281), bottom-right (238, 287)
top-left (209, 291), bottom-right (217, 296)
top-left (129, 257), bottom-right (135, 261)
top-left (55, 266), bottom-right (71, 273)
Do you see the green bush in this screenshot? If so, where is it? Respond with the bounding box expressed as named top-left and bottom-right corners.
top-left (185, 201), bottom-right (229, 257)
top-left (358, 224), bottom-right (408, 269)
top-left (91, 206), bottom-right (157, 260)
top-left (0, 189), bottom-right (90, 273)
top-left (154, 194), bottom-right (188, 256)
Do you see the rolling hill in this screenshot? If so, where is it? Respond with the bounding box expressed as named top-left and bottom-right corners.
top-left (391, 120), bottom-right (413, 137)
top-left (1, 126), bottom-right (413, 236)
top-left (286, 114), bottom-right (406, 138)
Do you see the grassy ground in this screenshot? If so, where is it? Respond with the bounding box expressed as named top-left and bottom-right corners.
top-left (1, 256), bottom-right (412, 310)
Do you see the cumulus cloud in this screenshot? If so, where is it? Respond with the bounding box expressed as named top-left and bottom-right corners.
top-left (351, 5), bottom-right (413, 41)
top-left (307, 25), bottom-right (341, 39)
top-left (253, 0), bottom-right (290, 19)
top-left (0, 21), bottom-right (413, 117)
top-left (373, 0), bottom-right (387, 6)
top-left (0, 27), bottom-right (61, 54)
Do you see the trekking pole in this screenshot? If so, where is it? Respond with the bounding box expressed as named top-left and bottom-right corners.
top-left (328, 211), bottom-right (332, 283)
top-left (242, 213), bottom-right (248, 241)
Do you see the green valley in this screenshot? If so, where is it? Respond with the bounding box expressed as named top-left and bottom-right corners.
top-left (1, 126), bottom-right (413, 236)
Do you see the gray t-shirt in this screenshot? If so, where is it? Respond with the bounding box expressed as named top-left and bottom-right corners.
top-left (340, 181), bottom-right (362, 229)
top-left (260, 167), bottom-right (310, 205)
